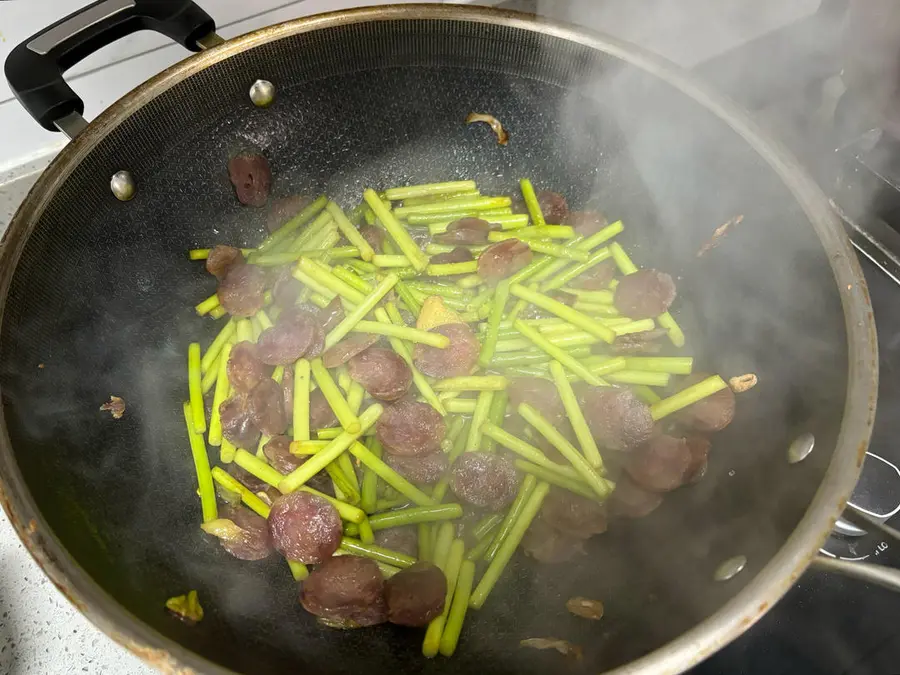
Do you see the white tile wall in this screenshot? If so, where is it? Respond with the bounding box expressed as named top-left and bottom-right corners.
top-left (0, 0), bottom-right (484, 173)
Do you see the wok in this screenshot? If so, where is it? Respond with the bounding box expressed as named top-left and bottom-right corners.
top-left (0, 1), bottom-right (882, 673)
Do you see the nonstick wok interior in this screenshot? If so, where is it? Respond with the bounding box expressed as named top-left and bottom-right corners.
top-left (0, 14), bottom-right (849, 674)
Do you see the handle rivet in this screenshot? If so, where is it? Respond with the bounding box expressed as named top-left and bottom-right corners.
top-left (788, 432), bottom-right (815, 464)
top-left (249, 79), bottom-right (275, 108)
top-left (110, 170), bottom-right (135, 201)
top-left (714, 555), bottom-right (747, 582)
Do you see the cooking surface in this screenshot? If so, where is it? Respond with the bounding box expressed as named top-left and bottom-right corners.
top-left (0, 1), bottom-right (898, 674)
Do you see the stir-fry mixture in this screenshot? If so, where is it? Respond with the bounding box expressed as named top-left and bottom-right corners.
top-left (179, 171), bottom-right (740, 658)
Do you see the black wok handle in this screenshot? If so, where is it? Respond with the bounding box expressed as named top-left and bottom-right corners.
top-left (4, 0), bottom-right (219, 137)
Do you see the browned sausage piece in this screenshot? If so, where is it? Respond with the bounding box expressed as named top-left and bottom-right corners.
top-left (263, 435), bottom-right (302, 474)
top-left (248, 378), bottom-right (287, 436)
top-left (413, 323), bottom-right (480, 378)
top-left (450, 452), bottom-right (519, 510)
top-left (522, 517), bottom-right (586, 564)
top-left (613, 269), bottom-right (676, 320)
top-left (376, 399), bottom-right (446, 457)
top-left (228, 153), bottom-right (271, 207)
top-left (477, 239), bottom-right (532, 282)
top-left (305, 322), bottom-right (325, 360)
top-left (384, 562), bottom-right (447, 626)
top-left (213, 505), bottom-right (274, 561)
top-left (266, 195), bottom-right (311, 233)
top-left (541, 489), bottom-right (608, 538)
top-left (430, 247), bottom-right (474, 265)
top-left (537, 190), bottom-right (569, 223)
top-left (569, 259), bottom-right (617, 291)
top-left (508, 377), bottom-right (566, 426)
top-left (374, 526), bottom-right (418, 558)
top-left (359, 224), bottom-right (385, 254)
top-left (579, 387), bottom-right (655, 451)
top-left (255, 311), bottom-right (318, 366)
top-left (384, 451), bottom-right (449, 485)
top-left (563, 210), bottom-right (608, 237)
top-left (347, 347), bottom-right (412, 401)
top-left (434, 218), bottom-right (491, 245)
top-left (309, 389), bottom-right (339, 430)
top-left (548, 290), bottom-right (578, 306)
top-left (272, 268), bottom-right (304, 308)
top-left (608, 474), bottom-right (664, 519)
top-left (301, 556), bottom-right (387, 628)
top-left (218, 264), bottom-right (267, 317)
top-left (318, 295), bottom-right (345, 334)
top-left (225, 462), bottom-right (269, 493)
top-left (268, 492), bottom-right (342, 563)
top-left (625, 435), bottom-right (692, 492)
top-left (226, 341), bottom-right (271, 394)
top-left (683, 435), bottom-right (712, 483)
top-left (206, 245), bottom-right (244, 280)
top-left (219, 395), bottom-right (261, 449)
top-left (322, 334), bottom-right (380, 368)
top-left (611, 329), bottom-right (668, 355)
top-left (677, 373), bottom-right (736, 432)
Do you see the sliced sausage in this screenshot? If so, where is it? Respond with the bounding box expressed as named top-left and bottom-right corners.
top-left (413, 323), bottom-right (480, 378)
top-left (255, 311), bottom-right (319, 366)
top-left (318, 296), bottom-right (345, 334)
top-left (309, 389), bottom-right (339, 430)
top-left (541, 489), bottom-right (608, 538)
top-left (522, 517), bottom-right (586, 564)
top-left (268, 492), bottom-right (342, 563)
top-left (359, 224), bottom-right (385, 253)
top-left (206, 245), bottom-right (244, 280)
top-left (677, 373), bottom-right (736, 432)
top-left (608, 474), bottom-right (664, 519)
top-left (263, 435), bottom-right (302, 474)
top-left (434, 218), bottom-right (491, 245)
top-left (272, 268), bottom-right (304, 308)
top-left (301, 555), bottom-right (388, 627)
top-left (450, 452), bottom-right (519, 510)
top-left (322, 334), bottom-right (380, 368)
top-left (430, 247), bottom-right (474, 265)
top-left (579, 387), bottom-right (654, 451)
top-left (613, 269), bottom-right (676, 319)
top-left (537, 190), bottom-right (569, 223)
top-left (248, 378), bottom-right (287, 436)
top-left (218, 264), bottom-right (267, 317)
top-left (384, 451), bottom-right (449, 485)
top-left (569, 259), bottom-right (617, 290)
top-left (212, 505), bottom-right (274, 561)
top-left (563, 210), bottom-right (607, 237)
top-left (376, 399), bottom-right (446, 457)
top-left (684, 435), bottom-right (712, 483)
top-left (228, 153), bottom-right (271, 207)
top-left (625, 435), bottom-right (692, 492)
top-left (347, 348), bottom-right (412, 401)
top-left (477, 239), bottom-right (532, 282)
top-left (384, 562), bottom-right (447, 627)
top-left (508, 377), bottom-right (566, 424)
top-left (219, 395), bottom-right (260, 449)
top-left (227, 341), bottom-right (271, 394)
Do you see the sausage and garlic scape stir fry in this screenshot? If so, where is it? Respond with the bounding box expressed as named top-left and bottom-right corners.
top-left (175, 155), bottom-right (742, 657)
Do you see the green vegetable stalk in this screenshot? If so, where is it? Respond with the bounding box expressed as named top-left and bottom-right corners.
top-left (183, 401), bottom-right (217, 523)
top-left (470, 481), bottom-right (550, 609)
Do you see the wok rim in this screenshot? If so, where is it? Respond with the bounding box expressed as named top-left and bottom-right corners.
top-left (0, 4), bottom-right (878, 674)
